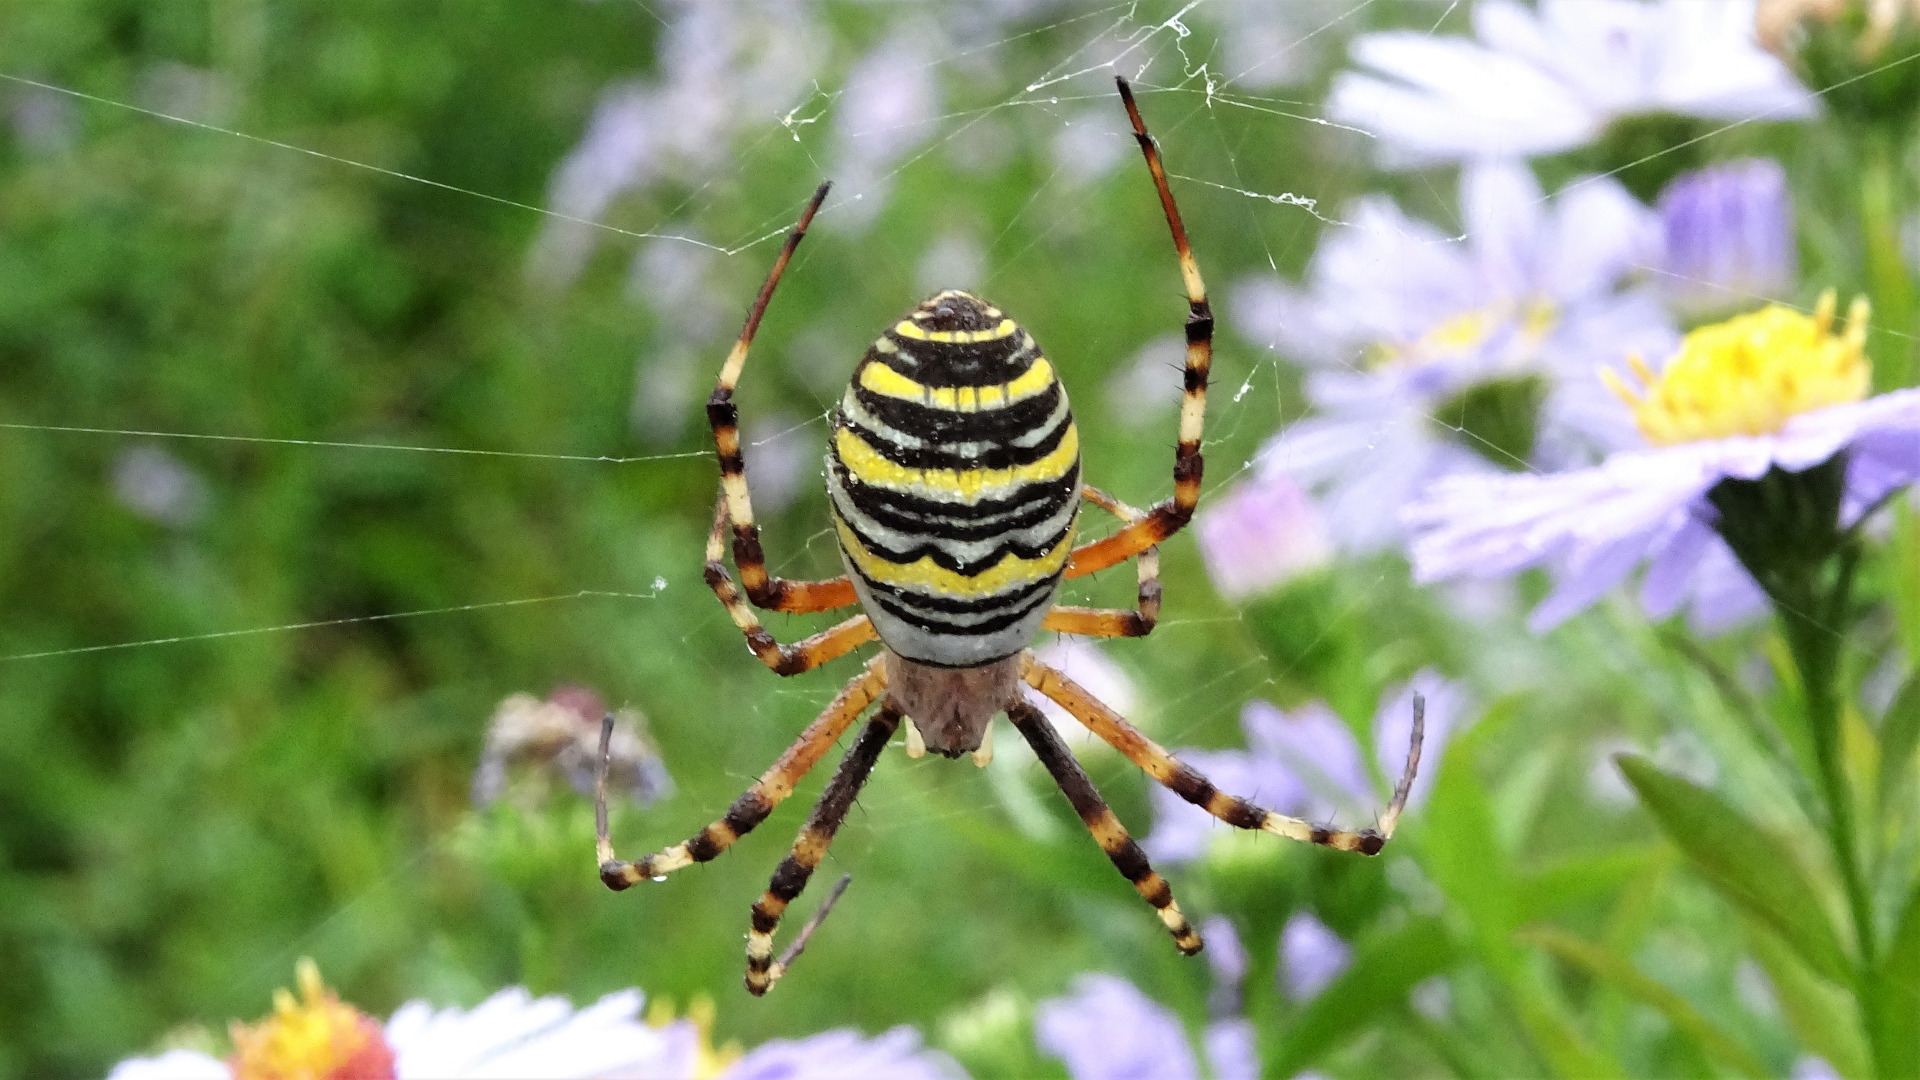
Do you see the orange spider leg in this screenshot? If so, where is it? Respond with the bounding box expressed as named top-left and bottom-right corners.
top-left (596, 656), bottom-right (886, 888)
top-left (705, 495), bottom-right (874, 675)
top-left (1022, 656), bottom-right (1425, 853)
top-left (1044, 485), bottom-right (1160, 638)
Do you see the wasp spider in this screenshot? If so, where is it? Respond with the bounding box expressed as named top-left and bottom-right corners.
top-left (596, 77), bottom-right (1425, 996)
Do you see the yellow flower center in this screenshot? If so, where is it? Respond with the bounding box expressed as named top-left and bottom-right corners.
top-left (1370, 298), bottom-right (1558, 370)
top-left (1604, 290), bottom-right (1871, 446)
top-left (649, 993), bottom-right (742, 1079)
top-left (228, 959), bottom-right (394, 1080)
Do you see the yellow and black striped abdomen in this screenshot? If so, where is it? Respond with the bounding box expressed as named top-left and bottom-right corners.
top-left (827, 290), bottom-right (1079, 667)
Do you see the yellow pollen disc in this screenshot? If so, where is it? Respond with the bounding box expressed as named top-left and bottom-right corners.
top-left (649, 994), bottom-right (742, 1080)
top-left (1602, 291), bottom-right (1871, 445)
top-left (1368, 298), bottom-right (1557, 369)
top-left (228, 959), bottom-right (387, 1080)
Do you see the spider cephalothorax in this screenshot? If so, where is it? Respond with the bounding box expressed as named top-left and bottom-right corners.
top-left (596, 77), bottom-right (1424, 996)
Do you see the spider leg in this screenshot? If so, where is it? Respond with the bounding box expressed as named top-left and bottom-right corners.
top-left (705, 495), bottom-right (876, 675)
top-left (1022, 657), bottom-right (1425, 854)
top-left (1063, 78), bottom-right (1213, 580)
top-left (1045, 485), bottom-right (1160, 638)
top-left (596, 657), bottom-right (886, 888)
top-left (704, 183), bottom-right (859, 615)
top-left (745, 704), bottom-right (903, 995)
top-left (1006, 699), bottom-right (1202, 955)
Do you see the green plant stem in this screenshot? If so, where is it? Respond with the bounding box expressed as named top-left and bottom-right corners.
top-left (1775, 548), bottom-right (1877, 975)
top-left (1861, 136), bottom-right (1915, 393)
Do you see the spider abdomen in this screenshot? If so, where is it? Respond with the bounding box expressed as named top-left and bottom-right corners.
top-left (827, 290), bottom-right (1080, 668)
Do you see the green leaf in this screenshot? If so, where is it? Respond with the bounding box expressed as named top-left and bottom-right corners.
top-left (1616, 755), bottom-right (1853, 983)
top-left (1747, 922), bottom-right (1870, 1080)
top-left (1513, 845), bottom-right (1665, 925)
top-left (1269, 916), bottom-right (1454, 1076)
top-left (1866, 882), bottom-right (1920, 1080)
top-left (1513, 996), bottom-right (1627, 1080)
top-left (1875, 671), bottom-right (1920, 822)
top-left (1423, 727), bottom-right (1519, 976)
top-left (1522, 926), bottom-right (1770, 1079)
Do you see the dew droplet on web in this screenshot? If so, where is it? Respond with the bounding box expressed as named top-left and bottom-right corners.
top-left (652, 575), bottom-right (667, 592)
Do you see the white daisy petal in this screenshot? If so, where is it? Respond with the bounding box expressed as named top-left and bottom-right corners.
top-left (1335, 0), bottom-right (1815, 167)
top-left (105, 1049), bottom-right (230, 1080)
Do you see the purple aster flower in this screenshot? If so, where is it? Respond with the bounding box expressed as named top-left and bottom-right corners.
top-left (1201, 1019), bottom-right (1260, 1080)
top-left (1279, 912), bottom-right (1353, 1002)
top-left (1328, 0), bottom-right (1816, 166)
top-left (1792, 1057), bottom-right (1842, 1080)
top-left (826, 29), bottom-right (943, 233)
top-left (1406, 294), bottom-right (1920, 632)
top-left (471, 688), bottom-right (673, 810)
top-left (1195, 470), bottom-right (1332, 601)
top-left (1657, 158), bottom-right (1797, 316)
top-left (1034, 975), bottom-right (1202, 1080)
top-left (1142, 672), bottom-right (1468, 864)
top-left (1035, 973), bottom-right (1275, 1080)
top-left (526, 2), bottom-right (827, 288)
top-left (1237, 160), bottom-right (1677, 552)
top-left (112, 444), bottom-right (209, 528)
top-left (724, 1028), bottom-right (966, 1080)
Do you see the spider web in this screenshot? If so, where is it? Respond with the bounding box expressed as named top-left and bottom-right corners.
top-left (3, 0), bottom-right (1914, 1041)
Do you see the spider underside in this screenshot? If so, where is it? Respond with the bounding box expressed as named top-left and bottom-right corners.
top-left (595, 76), bottom-right (1426, 996)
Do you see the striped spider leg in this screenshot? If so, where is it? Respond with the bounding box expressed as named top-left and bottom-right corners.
top-left (744, 703), bottom-right (903, 995)
top-left (704, 180), bottom-right (861, 619)
top-left (1060, 76), bottom-right (1215, 581)
top-left (1022, 656), bottom-right (1427, 855)
top-left (1042, 484), bottom-right (1160, 638)
top-left (703, 493), bottom-right (877, 676)
top-left (596, 656), bottom-right (886, 888)
top-left (1006, 698), bottom-right (1202, 955)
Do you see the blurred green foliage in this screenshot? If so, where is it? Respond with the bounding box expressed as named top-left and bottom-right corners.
top-left (2, 3), bottom-right (1918, 1080)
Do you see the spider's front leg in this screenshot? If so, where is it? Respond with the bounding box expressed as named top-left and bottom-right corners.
top-left (1023, 656), bottom-right (1426, 854)
top-left (704, 180), bottom-right (860, 616)
top-left (1065, 77), bottom-right (1215, 580)
top-left (596, 657), bottom-right (886, 887)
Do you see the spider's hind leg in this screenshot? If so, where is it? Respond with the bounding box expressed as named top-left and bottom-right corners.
top-left (745, 704), bottom-right (903, 995)
top-left (1006, 698), bottom-right (1203, 955)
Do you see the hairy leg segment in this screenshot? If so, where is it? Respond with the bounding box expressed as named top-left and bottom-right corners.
top-left (596, 657), bottom-right (887, 887)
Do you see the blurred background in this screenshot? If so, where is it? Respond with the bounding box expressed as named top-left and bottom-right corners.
top-left (3, 2), bottom-right (1916, 1078)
